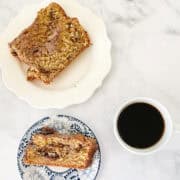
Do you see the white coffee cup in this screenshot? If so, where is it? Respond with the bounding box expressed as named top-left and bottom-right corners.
top-left (114, 97), bottom-right (173, 155)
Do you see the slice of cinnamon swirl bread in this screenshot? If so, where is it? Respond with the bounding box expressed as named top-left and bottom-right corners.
top-left (9, 2), bottom-right (90, 84)
top-left (23, 127), bottom-right (97, 169)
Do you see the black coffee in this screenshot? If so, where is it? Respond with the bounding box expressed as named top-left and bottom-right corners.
top-left (117, 103), bottom-right (164, 149)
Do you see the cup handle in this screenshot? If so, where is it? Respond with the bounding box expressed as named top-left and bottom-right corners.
top-left (174, 122), bottom-right (180, 133)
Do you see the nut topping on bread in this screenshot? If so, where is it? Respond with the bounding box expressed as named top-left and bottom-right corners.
top-left (9, 2), bottom-right (90, 84)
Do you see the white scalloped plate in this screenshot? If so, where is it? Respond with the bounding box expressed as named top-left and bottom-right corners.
top-left (0, 0), bottom-right (111, 109)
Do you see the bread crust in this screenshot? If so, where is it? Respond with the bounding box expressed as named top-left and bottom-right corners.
top-left (9, 2), bottom-right (91, 84)
top-left (23, 128), bottom-right (97, 169)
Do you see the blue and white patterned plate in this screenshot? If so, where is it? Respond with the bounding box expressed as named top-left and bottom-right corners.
top-left (17, 115), bottom-right (101, 180)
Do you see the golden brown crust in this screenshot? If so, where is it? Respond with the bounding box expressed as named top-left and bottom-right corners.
top-left (9, 2), bottom-right (91, 84)
top-left (23, 127), bottom-right (97, 169)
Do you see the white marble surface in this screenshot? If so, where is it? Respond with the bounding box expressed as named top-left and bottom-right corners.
top-left (1, 0), bottom-right (180, 179)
